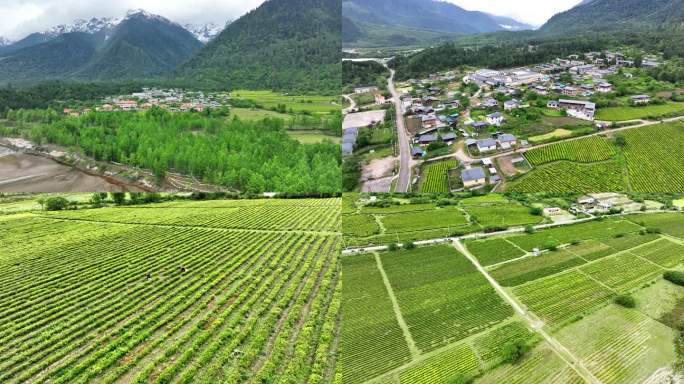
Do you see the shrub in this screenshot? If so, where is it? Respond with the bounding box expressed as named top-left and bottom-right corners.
top-left (545, 240), bottom-right (559, 251)
top-left (388, 243), bottom-right (399, 251)
top-left (530, 207), bottom-right (543, 216)
top-left (404, 241), bottom-right (416, 250)
top-left (664, 271), bottom-right (684, 286)
top-left (45, 197), bottom-right (70, 211)
top-left (524, 225), bottom-right (535, 234)
top-left (501, 340), bottom-right (531, 364)
top-left (614, 294), bottom-right (636, 308)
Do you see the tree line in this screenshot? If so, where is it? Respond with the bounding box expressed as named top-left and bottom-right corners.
top-left (0, 108), bottom-right (341, 193)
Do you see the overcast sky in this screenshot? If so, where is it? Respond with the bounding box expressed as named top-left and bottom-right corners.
top-left (0, 0), bottom-right (266, 40)
top-left (449, 0), bottom-right (584, 26)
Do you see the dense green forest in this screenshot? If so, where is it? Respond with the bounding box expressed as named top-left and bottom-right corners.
top-left (0, 82), bottom-right (145, 111)
top-left (177, 0), bottom-right (341, 95)
top-left (0, 108), bottom-right (341, 193)
top-left (342, 61), bottom-right (389, 92)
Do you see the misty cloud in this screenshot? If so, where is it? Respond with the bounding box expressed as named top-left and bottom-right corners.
top-left (0, 0), bottom-right (266, 40)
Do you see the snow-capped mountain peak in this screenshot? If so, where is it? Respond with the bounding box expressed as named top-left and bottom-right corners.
top-left (45, 16), bottom-right (122, 37)
top-left (183, 23), bottom-right (223, 44)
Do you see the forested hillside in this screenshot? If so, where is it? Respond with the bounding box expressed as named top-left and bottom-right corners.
top-left (541, 0), bottom-right (684, 34)
top-left (0, 108), bottom-right (341, 193)
top-left (177, 0), bottom-right (341, 94)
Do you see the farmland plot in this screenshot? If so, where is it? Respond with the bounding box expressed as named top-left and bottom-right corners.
top-left (513, 270), bottom-right (614, 327)
top-left (0, 198), bottom-right (341, 384)
top-left (621, 123), bottom-right (684, 192)
top-left (524, 136), bottom-right (617, 166)
top-left (463, 204), bottom-right (543, 228)
top-left (381, 246), bottom-right (513, 352)
top-left (629, 238), bottom-right (684, 268)
top-left (381, 206), bottom-right (470, 234)
top-left (556, 305), bottom-right (677, 384)
top-left (507, 161), bottom-right (626, 193)
top-left (490, 249), bottom-right (586, 287)
top-left (341, 254), bottom-right (412, 384)
top-left (466, 238), bottom-right (526, 266)
top-left (580, 252), bottom-right (663, 292)
top-left (420, 160), bottom-right (457, 193)
top-left (629, 212), bottom-right (684, 238)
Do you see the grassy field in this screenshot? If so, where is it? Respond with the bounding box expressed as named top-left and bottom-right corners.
top-left (528, 128), bottom-right (573, 143)
top-left (230, 90), bottom-right (339, 116)
top-left (596, 102), bottom-right (684, 121)
top-left (231, 107), bottom-right (292, 120)
top-left (287, 130), bottom-right (341, 144)
top-left (0, 197), bottom-right (341, 383)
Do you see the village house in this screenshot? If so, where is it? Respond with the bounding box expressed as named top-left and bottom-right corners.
top-left (116, 100), bottom-right (138, 111)
top-left (354, 86), bottom-right (378, 94)
top-left (558, 99), bottom-right (596, 120)
top-left (562, 86), bottom-right (579, 96)
top-left (631, 95), bottom-right (651, 105)
top-left (547, 100), bottom-right (560, 109)
top-left (533, 85), bottom-right (548, 95)
top-left (486, 112), bottom-right (505, 126)
top-left (441, 132), bottom-right (458, 143)
top-left (504, 99), bottom-right (521, 111)
top-left (471, 121), bottom-right (489, 130)
top-left (476, 138), bottom-right (498, 153)
top-left (373, 92), bottom-right (386, 105)
top-left (498, 134), bottom-right (517, 150)
top-left (412, 147), bottom-right (424, 158)
top-left (418, 134), bottom-right (439, 145)
top-left (461, 167), bottom-right (487, 188)
top-left (483, 98), bottom-right (499, 108)
top-left (421, 115), bottom-right (438, 128)
top-left (597, 82), bottom-right (613, 93)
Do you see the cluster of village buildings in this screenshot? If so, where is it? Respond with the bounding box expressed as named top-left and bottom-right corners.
top-left (63, 88), bottom-right (231, 116)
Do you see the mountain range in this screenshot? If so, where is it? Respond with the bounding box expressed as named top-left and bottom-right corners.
top-left (342, 0), bottom-right (533, 47)
top-left (0, 0), bottom-right (340, 93)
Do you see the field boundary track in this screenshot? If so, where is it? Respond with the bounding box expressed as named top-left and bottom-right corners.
top-left (454, 240), bottom-right (602, 384)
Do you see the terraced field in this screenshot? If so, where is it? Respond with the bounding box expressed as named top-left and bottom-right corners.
top-left (420, 160), bottom-right (458, 193)
top-left (524, 136), bottom-right (617, 166)
top-left (0, 198), bottom-right (341, 383)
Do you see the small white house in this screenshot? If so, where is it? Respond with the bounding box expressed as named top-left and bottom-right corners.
top-left (486, 112), bottom-right (505, 126)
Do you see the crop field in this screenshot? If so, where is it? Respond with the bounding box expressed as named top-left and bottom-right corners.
top-left (490, 249), bottom-right (586, 287)
top-left (463, 204), bottom-right (544, 228)
top-left (477, 342), bottom-right (585, 384)
top-left (381, 246), bottom-right (513, 352)
top-left (555, 306), bottom-right (676, 384)
top-left (507, 161), bottom-right (626, 193)
top-left (630, 238), bottom-right (684, 268)
top-left (0, 197), bottom-right (341, 383)
top-left (524, 136), bottom-right (617, 166)
top-left (595, 101), bottom-right (684, 121)
top-left (579, 252), bottom-right (663, 292)
top-left (509, 122), bottom-right (684, 193)
top-left (629, 212), bottom-right (684, 237)
top-left (341, 253), bottom-right (412, 384)
top-left (230, 90), bottom-right (339, 115)
top-left (381, 206), bottom-right (471, 234)
top-left (419, 160), bottom-right (457, 193)
top-left (513, 270), bottom-right (615, 327)
top-left (342, 214), bottom-right (379, 238)
top-left (621, 123), bottom-right (684, 192)
top-left (506, 219), bottom-right (642, 251)
top-left (466, 238), bottom-right (526, 266)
